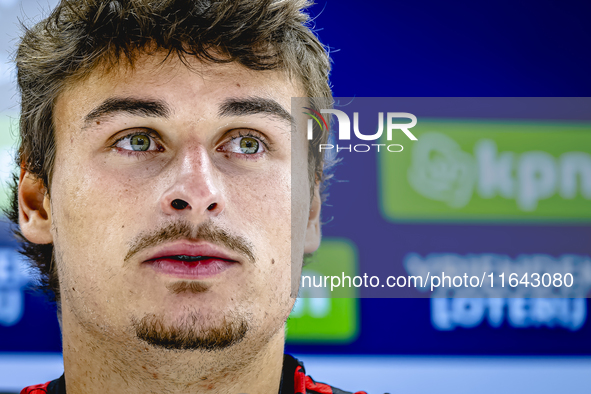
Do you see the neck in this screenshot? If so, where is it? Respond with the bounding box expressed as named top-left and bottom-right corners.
top-left (60, 308), bottom-right (286, 394)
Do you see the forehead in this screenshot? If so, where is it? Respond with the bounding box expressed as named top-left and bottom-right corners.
top-left (54, 52), bottom-right (304, 128)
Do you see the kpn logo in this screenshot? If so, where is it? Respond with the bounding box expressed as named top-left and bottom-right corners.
top-left (379, 119), bottom-right (591, 221)
top-left (303, 107), bottom-right (417, 153)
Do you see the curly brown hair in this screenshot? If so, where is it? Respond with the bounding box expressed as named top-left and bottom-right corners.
top-left (5, 0), bottom-right (333, 303)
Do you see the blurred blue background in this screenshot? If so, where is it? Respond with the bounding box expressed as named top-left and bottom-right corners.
top-left (1, 0), bottom-right (590, 393)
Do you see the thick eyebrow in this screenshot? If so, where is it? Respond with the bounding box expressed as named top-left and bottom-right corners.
top-left (218, 96), bottom-right (294, 126)
top-left (83, 97), bottom-right (172, 128)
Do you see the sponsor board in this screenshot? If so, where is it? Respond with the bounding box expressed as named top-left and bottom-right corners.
top-left (0, 248), bottom-right (30, 327)
top-left (286, 238), bottom-right (359, 343)
top-left (0, 114), bottom-right (18, 211)
top-left (431, 298), bottom-right (587, 331)
top-left (379, 119), bottom-right (591, 222)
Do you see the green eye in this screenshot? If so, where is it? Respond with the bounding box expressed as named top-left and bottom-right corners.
top-left (239, 137), bottom-right (259, 154)
top-left (130, 134), bottom-right (151, 151)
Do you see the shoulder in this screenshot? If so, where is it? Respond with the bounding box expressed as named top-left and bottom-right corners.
top-left (284, 354), bottom-right (368, 394)
top-left (21, 374), bottom-right (65, 394)
top-left (20, 382), bottom-right (51, 394)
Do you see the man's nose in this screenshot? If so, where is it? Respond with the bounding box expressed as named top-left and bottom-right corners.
top-left (159, 146), bottom-right (225, 219)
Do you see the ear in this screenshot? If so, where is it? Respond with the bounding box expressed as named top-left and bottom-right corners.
top-left (304, 181), bottom-right (321, 254)
top-left (18, 167), bottom-right (53, 244)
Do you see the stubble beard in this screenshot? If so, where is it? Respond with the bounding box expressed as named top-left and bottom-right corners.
top-left (132, 309), bottom-right (250, 351)
top-left (126, 220), bottom-right (256, 351)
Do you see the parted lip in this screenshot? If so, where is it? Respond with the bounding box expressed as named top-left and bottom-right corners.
top-left (141, 241), bottom-right (241, 264)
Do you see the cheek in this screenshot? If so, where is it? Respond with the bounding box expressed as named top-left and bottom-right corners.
top-left (223, 167), bottom-right (294, 287)
top-left (49, 152), bottom-right (148, 281)
top-left (223, 165), bottom-right (292, 245)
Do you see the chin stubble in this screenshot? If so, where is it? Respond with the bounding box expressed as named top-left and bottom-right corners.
top-left (132, 312), bottom-right (249, 351)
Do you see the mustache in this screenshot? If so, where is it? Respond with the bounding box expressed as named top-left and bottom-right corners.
top-left (124, 221), bottom-right (256, 266)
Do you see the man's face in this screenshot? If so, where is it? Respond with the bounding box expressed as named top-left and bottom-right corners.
top-left (28, 52), bottom-right (320, 350)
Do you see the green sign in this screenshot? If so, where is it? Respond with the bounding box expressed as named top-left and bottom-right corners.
top-left (379, 119), bottom-right (591, 222)
top-left (0, 113), bottom-right (18, 212)
top-left (286, 238), bottom-right (359, 343)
